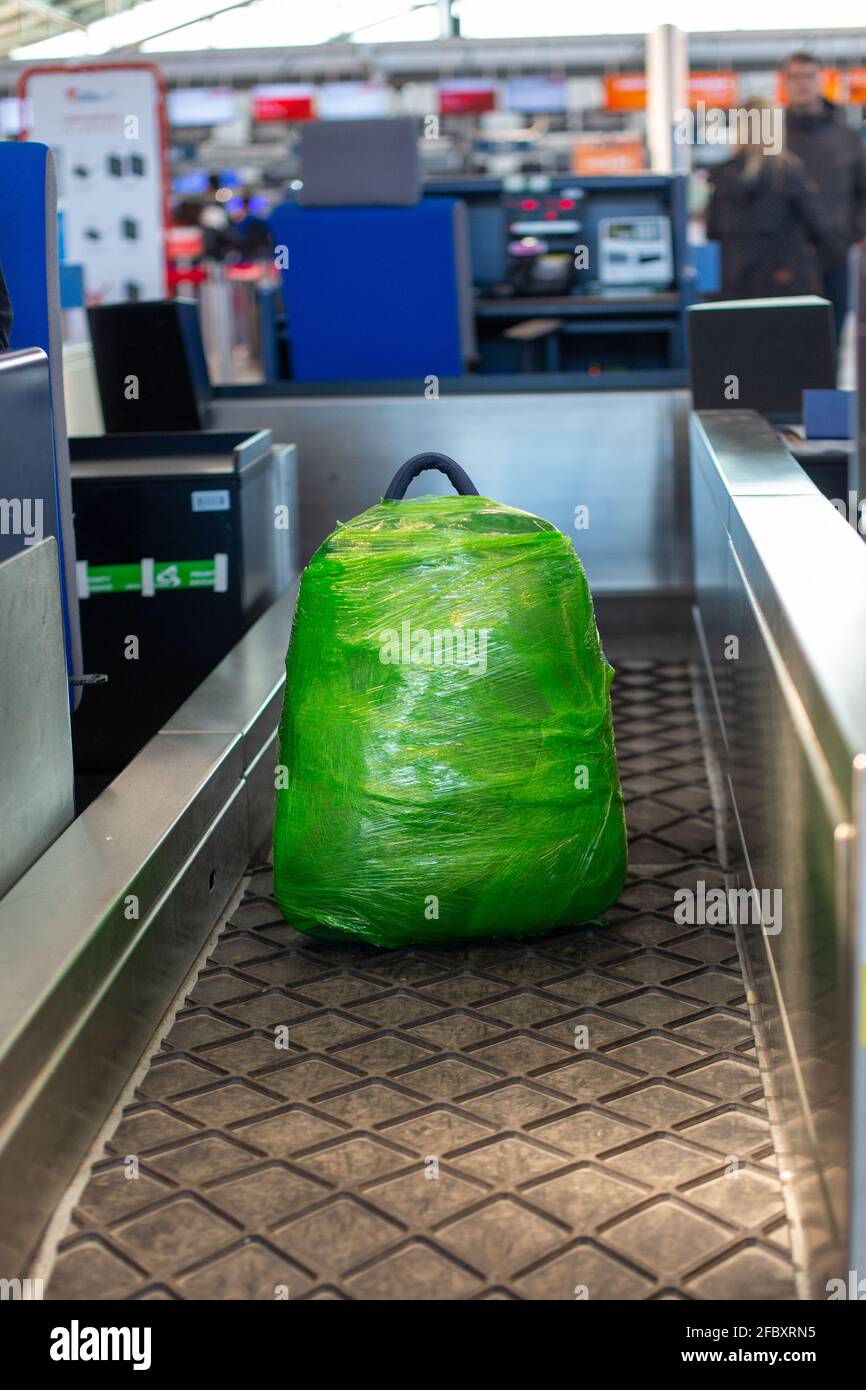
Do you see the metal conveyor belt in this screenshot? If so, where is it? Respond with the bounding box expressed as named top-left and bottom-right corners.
top-left (36, 661), bottom-right (800, 1300)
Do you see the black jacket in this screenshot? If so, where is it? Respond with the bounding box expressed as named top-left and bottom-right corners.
top-left (0, 259), bottom-right (11, 352)
top-left (707, 154), bottom-right (843, 300)
top-left (786, 98), bottom-right (866, 265)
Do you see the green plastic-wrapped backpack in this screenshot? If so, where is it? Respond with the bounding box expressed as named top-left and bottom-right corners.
top-left (273, 452), bottom-right (626, 947)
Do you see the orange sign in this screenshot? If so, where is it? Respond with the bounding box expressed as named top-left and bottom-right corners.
top-left (603, 74), bottom-right (646, 111)
top-left (845, 69), bottom-right (866, 103)
top-left (604, 70), bottom-right (738, 111)
top-left (571, 138), bottom-right (646, 175)
top-left (687, 71), bottom-right (738, 108)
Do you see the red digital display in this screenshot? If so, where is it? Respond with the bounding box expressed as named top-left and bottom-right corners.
top-left (251, 86), bottom-right (315, 122)
top-left (439, 81), bottom-right (497, 116)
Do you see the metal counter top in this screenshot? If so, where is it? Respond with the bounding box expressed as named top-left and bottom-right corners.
top-left (692, 408), bottom-right (866, 801)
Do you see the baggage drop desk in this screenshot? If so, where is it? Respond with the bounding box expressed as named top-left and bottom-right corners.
top-left (69, 429), bottom-right (297, 793)
top-left (1, 405), bottom-right (866, 1302)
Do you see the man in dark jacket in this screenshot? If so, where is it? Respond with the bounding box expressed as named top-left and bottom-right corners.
top-left (784, 51), bottom-right (866, 332)
top-left (0, 258), bottom-right (11, 352)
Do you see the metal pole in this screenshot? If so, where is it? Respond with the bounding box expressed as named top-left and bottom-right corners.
top-left (646, 23), bottom-right (690, 175)
top-left (437, 0), bottom-right (458, 39)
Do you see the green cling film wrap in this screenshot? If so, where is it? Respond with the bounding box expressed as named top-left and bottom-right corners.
top-left (273, 453), bottom-right (627, 948)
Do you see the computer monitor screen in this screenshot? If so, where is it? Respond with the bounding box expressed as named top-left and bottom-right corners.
top-left (0, 96), bottom-right (28, 136)
top-left (317, 82), bottom-right (389, 119)
top-left (88, 300), bottom-right (210, 432)
top-left (251, 85), bottom-right (315, 122)
top-left (688, 296), bottom-right (836, 418)
top-left (504, 77), bottom-right (566, 114)
top-left (172, 169), bottom-right (209, 195)
top-left (168, 88), bottom-right (237, 127)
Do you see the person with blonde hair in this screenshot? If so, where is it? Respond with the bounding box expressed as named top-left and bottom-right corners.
top-left (707, 97), bottom-right (843, 301)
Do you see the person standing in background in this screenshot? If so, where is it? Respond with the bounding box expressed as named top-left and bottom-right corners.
top-left (707, 100), bottom-right (841, 302)
top-left (234, 192), bottom-right (272, 259)
top-left (784, 50), bottom-right (866, 335)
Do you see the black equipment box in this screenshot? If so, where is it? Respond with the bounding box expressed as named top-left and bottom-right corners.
top-left (688, 295), bottom-right (835, 418)
top-left (70, 429), bottom-right (296, 786)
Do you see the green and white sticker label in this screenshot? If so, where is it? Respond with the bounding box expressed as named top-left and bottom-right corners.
top-left (77, 554), bottom-right (228, 598)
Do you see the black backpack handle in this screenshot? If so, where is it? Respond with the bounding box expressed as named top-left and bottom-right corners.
top-left (384, 452), bottom-right (479, 501)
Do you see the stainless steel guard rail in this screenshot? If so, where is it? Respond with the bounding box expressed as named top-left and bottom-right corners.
top-left (0, 582), bottom-right (297, 1276)
top-left (690, 408), bottom-right (866, 1296)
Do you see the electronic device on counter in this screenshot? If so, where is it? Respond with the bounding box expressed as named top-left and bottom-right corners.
top-left (503, 186), bottom-right (583, 297)
top-left (510, 250), bottom-right (574, 297)
top-left (597, 215), bottom-right (673, 289)
top-left (70, 431), bottom-right (297, 781)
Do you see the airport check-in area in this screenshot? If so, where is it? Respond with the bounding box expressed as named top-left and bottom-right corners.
top-left (2, 10), bottom-right (866, 1338)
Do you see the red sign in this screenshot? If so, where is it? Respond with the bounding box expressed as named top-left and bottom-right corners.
top-left (251, 85), bottom-right (315, 122)
top-left (439, 81), bottom-right (497, 116)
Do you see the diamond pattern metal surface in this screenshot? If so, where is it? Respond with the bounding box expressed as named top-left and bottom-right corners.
top-left (43, 662), bottom-right (799, 1300)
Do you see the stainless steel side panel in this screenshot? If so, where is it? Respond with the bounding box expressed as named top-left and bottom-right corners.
top-left (0, 582), bottom-right (296, 1274)
top-left (852, 757), bottom-right (866, 1277)
top-left (725, 551), bottom-right (849, 1290)
top-left (0, 784), bottom-right (248, 1276)
top-left (161, 583), bottom-right (296, 769)
top-left (731, 495), bottom-right (866, 799)
top-left (0, 731), bottom-right (242, 1119)
top-left (690, 408), bottom-right (866, 1294)
top-left (245, 730), bottom-right (278, 862)
top-left (0, 539), bottom-right (74, 899)
top-left (212, 390), bottom-right (691, 593)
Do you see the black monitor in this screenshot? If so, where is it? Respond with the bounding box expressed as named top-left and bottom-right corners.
top-left (687, 296), bottom-right (835, 419)
top-left (88, 299), bottom-right (210, 433)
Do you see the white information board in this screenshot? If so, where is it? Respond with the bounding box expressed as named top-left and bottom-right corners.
top-left (21, 64), bottom-right (168, 305)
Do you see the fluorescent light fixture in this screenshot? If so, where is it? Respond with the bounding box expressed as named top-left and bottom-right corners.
top-left (11, 0), bottom-right (248, 58)
top-left (142, 0), bottom-right (436, 51)
top-left (454, 0), bottom-right (866, 37)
